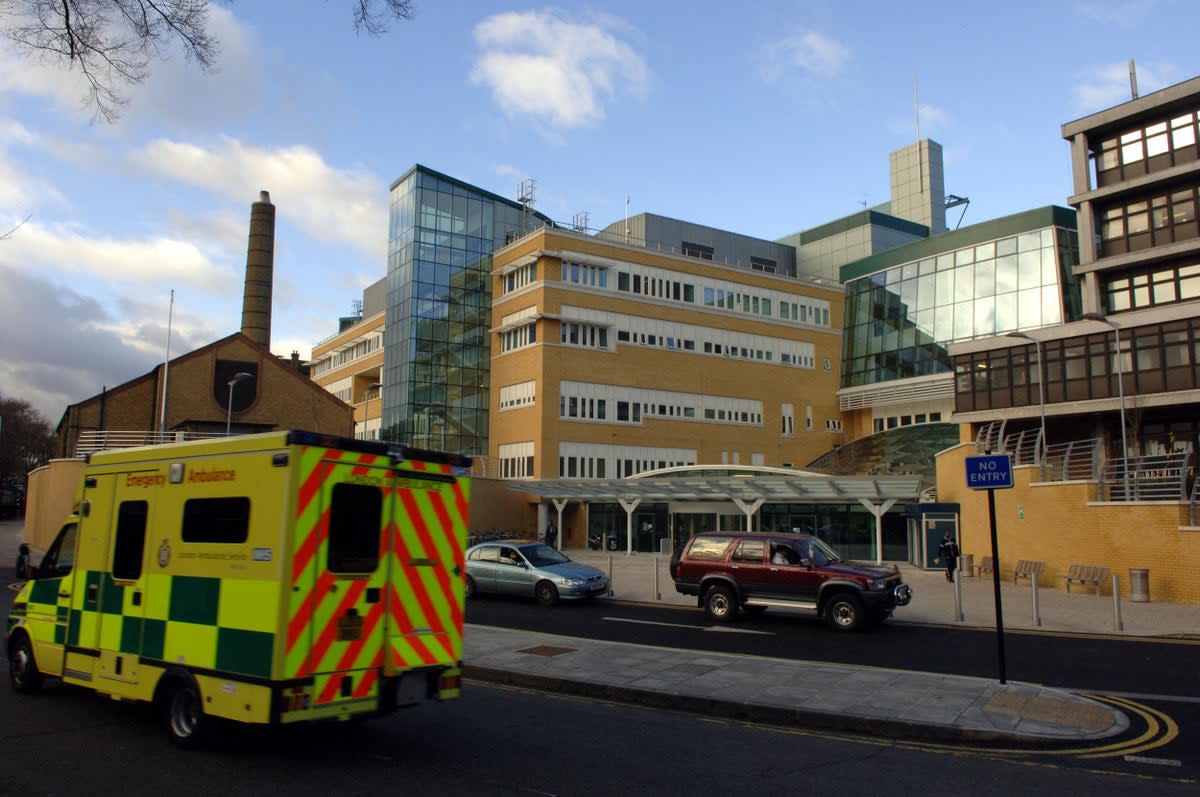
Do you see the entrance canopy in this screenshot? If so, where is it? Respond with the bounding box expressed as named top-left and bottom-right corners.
top-left (503, 465), bottom-right (930, 504)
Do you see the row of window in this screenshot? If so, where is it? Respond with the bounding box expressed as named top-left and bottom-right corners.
top-left (562, 258), bottom-right (831, 328)
top-left (499, 323), bottom-right (536, 353)
top-left (871, 413), bottom-right (943, 433)
top-left (558, 388), bottom-right (762, 427)
top-left (501, 262), bottom-right (538, 294)
top-left (561, 322), bottom-right (609, 349)
top-left (1095, 108), bottom-right (1199, 186)
top-left (1103, 259), bottom-right (1200, 312)
top-left (1100, 184), bottom-right (1200, 255)
top-left (498, 380), bottom-right (536, 409)
top-left (956, 318), bottom-right (1200, 413)
top-left (311, 333), bottom-right (382, 377)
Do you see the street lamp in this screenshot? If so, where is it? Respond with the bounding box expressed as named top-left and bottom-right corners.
top-left (1005, 331), bottom-right (1046, 467)
top-left (1080, 313), bottom-right (1129, 495)
top-left (226, 372), bottom-right (254, 436)
top-left (363, 382), bottom-right (382, 440)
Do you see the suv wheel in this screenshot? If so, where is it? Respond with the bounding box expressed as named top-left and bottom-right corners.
top-left (703, 585), bottom-right (739, 622)
top-left (825, 592), bottom-right (864, 632)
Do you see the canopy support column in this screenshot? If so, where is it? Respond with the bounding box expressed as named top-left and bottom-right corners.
top-left (859, 498), bottom-right (897, 564)
top-left (618, 498), bottom-right (641, 555)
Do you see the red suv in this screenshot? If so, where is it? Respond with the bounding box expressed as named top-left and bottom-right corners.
top-left (669, 532), bottom-right (912, 631)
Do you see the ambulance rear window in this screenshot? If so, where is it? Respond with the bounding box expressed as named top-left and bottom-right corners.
top-left (182, 497), bottom-right (250, 543)
top-left (327, 483), bottom-right (382, 573)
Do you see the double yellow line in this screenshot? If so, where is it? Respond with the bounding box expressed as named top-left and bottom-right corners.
top-left (979, 694), bottom-right (1179, 759)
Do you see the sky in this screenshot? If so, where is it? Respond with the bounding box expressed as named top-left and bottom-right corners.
top-left (0, 0), bottom-right (1197, 424)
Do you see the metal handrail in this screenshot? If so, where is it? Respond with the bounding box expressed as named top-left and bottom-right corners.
top-left (975, 419), bottom-right (1006, 454)
top-left (1100, 451), bottom-right (1191, 502)
top-left (74, 430), bottom-right (227, 457)
top-left (1003, 428), bottom-right (1042, 467)
top-left (1041, 438), bottom-right (1102, 482)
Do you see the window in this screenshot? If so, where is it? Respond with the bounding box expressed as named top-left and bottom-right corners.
top-left (732, 539), bottom-right (766, 563)
top-left (682, 241), bottom-right (714, 260)
top-left (687, 536), bottom-right (733, 559)
top-left (182, 497), bottom-right (250, 543)
top-left (327, 483), bottom-right (382, 573)
top-left (112, 501), bottom-right (148, 581)
top-left (750, 256), bottom-right (777, 273)
top-left (37, 522), bottom-right (78, 579)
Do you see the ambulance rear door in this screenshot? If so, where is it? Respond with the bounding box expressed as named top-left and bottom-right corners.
top-left (285, 446), bottom-right (394, 713)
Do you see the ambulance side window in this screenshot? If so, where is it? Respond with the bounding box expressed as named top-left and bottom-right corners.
top-left (182, 497), bottom-right (250, 543)
top-left (327, 483), bottom-right (382, 573)
top-left (112, 500), bottom-right (148, 581)
top-left (37, 523), bottom-right (78, 579)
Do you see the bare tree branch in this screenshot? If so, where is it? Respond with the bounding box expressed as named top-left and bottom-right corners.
top-left (0, 214), bottom-right (33, 240)
top-left (1, 1), bottom-right (415, 122)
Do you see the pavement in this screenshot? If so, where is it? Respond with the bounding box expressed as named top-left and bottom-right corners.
top-left (6, 519), bottom-right (1199, 744)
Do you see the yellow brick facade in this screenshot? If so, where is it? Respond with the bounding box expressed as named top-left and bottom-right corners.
top-left (937, 442), bottom-right (1200, 603)
top-left (489, 230), bottom-right (846, 478)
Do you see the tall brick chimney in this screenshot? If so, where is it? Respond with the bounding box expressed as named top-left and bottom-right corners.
top-left (241, 190), bottom-right (275, 348)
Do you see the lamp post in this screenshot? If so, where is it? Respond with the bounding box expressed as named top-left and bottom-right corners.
top-left (1006, 331), bottom-right (1046, 467)
top-left (363, 382), bottom-right (382, 440)
top-left (1080, 313), bottom-right (1129, 495)
top-left (226, 372), bottom-right (254, 436)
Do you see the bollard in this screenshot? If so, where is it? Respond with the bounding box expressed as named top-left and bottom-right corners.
top-left (953, 568), bottom-right (964, 622)
top-left (1112, 573), bottom-right (1123, 632)
top-left (1031, 573), bottom-right (1041, 627)
top-left (607, 554), bottom-right (614, 596)
top-left (654, 554), bottom-right (661, 600)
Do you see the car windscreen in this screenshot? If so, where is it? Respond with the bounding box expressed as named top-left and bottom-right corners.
top-left (519, 544), bottom-right (570, 567)
top-left (809, 537), bottom-right (843, 564)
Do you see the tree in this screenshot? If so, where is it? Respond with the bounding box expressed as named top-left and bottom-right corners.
top-left (1, 0), bottom-right (415, 122)
top-left (0, 396), bottom-right (55, 483)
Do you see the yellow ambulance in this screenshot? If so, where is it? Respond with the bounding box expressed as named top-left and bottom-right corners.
top-left (6, 430), bottom-right (471, 746)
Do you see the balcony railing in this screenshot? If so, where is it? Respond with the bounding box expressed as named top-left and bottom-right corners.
top-left (74, 430), bottom-right (227, 457)
top-left (1101, 452), bottom-right (1191, 502)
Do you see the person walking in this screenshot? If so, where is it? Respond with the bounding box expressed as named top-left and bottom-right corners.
top-left (544, 520), bottom-right (558, 549)
top-left (935, 530), bottom-right (960, 582)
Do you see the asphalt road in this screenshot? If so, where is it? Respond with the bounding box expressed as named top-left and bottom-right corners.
top-left (0, 669), bottom-right (1195, 797)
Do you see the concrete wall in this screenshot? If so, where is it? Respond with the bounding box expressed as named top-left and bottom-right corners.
top-left (937, 442), bottom-right (1200, 602)
top-left (23, 459), bottom-right (84, 551)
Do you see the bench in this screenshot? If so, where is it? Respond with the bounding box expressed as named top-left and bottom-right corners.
top-left (1059, 564), bottom-right (1110, 595)
top-left (978, 555), bottom-right (994, 575)
top-left (1008, 559), bottom-right (1045, 584)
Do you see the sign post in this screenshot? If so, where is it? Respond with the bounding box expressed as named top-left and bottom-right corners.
top-left (965, 453), bottom-right (1013, 684)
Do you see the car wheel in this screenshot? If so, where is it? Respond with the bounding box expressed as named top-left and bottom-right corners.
top-left (9, 635), bottom-right (43, 694)
top-left (535, 581), bottom-right (559, 607)
top-left (703, 585), bottom-right (739, 622)
top-left (826, 592), bottom-right (864, 632)
top-left (464, 575), bottom-right (477, 600)
top-left (164, 678), bottom-right (210, 748)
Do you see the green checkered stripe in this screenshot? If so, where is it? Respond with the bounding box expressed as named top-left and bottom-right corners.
top-left (23, 578), bottom-right (71, 645)
top-left (69, 571), bottom-right (279, 679)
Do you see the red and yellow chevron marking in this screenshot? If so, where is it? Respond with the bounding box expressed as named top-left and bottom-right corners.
top-left (285, 444), bottom-right (469, 691)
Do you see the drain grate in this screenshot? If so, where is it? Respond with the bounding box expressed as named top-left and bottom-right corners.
top-left (517, 645), bottom-right (577, 657)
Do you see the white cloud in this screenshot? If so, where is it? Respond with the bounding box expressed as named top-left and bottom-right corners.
top-left (759, 30), bottom-right (851, 83)
top-left (1074, 0), bottom-right (1159, 25)
top-left (1073, 61), bottom-right (1181, 113)
top-left (886, 103), bottom-right (952, 137)
top-left (134, 136), bottom-right (388, 261)
top-left (0, 263), bottom-right (219, 421)
top-left (470, 10), bottom-right (649, 129)
top-left (2, 219), bottom-right (234, 292)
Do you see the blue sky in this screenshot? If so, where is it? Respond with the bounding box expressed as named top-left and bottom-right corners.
top-left (1, 0), bottom-right (1197, 422)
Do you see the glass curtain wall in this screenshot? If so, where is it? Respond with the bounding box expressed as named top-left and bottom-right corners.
top-left (382, 168), bottom-right (551, 453)
top-left (842, 225), bottom-right (1079, 388)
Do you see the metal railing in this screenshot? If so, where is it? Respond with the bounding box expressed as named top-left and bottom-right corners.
top-left (1003, 427), bottom-right (1042, 467)
top-left (1041, 438), bottom-right (1102, 482)
top-left (974, 419), bottom-right (1006, 454)
top-left (74, 430), bottom-right (227, 457)
top-left (1100, 451), bottom-right (1191, 502)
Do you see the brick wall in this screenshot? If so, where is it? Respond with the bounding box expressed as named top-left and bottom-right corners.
top-left (938, 443), bottom-right (1200, 603)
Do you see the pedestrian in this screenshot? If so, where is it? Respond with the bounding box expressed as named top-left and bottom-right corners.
top-left (544, 520), bottom-right (558, 548)
top-left (934, 530), bottom-right (960, 582)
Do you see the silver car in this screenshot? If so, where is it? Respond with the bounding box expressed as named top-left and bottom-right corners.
top-left (465, 540), bottom-right (610, 606)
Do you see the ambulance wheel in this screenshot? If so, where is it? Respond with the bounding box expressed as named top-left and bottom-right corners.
top-left (9, 635), bottom-right (43, 694)
top-left (163, 677), bottom-right (209, 748)
top-left (535, 581), bottom-right (559, 606)
top-left (464, 575), bottom-right (477, 600)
